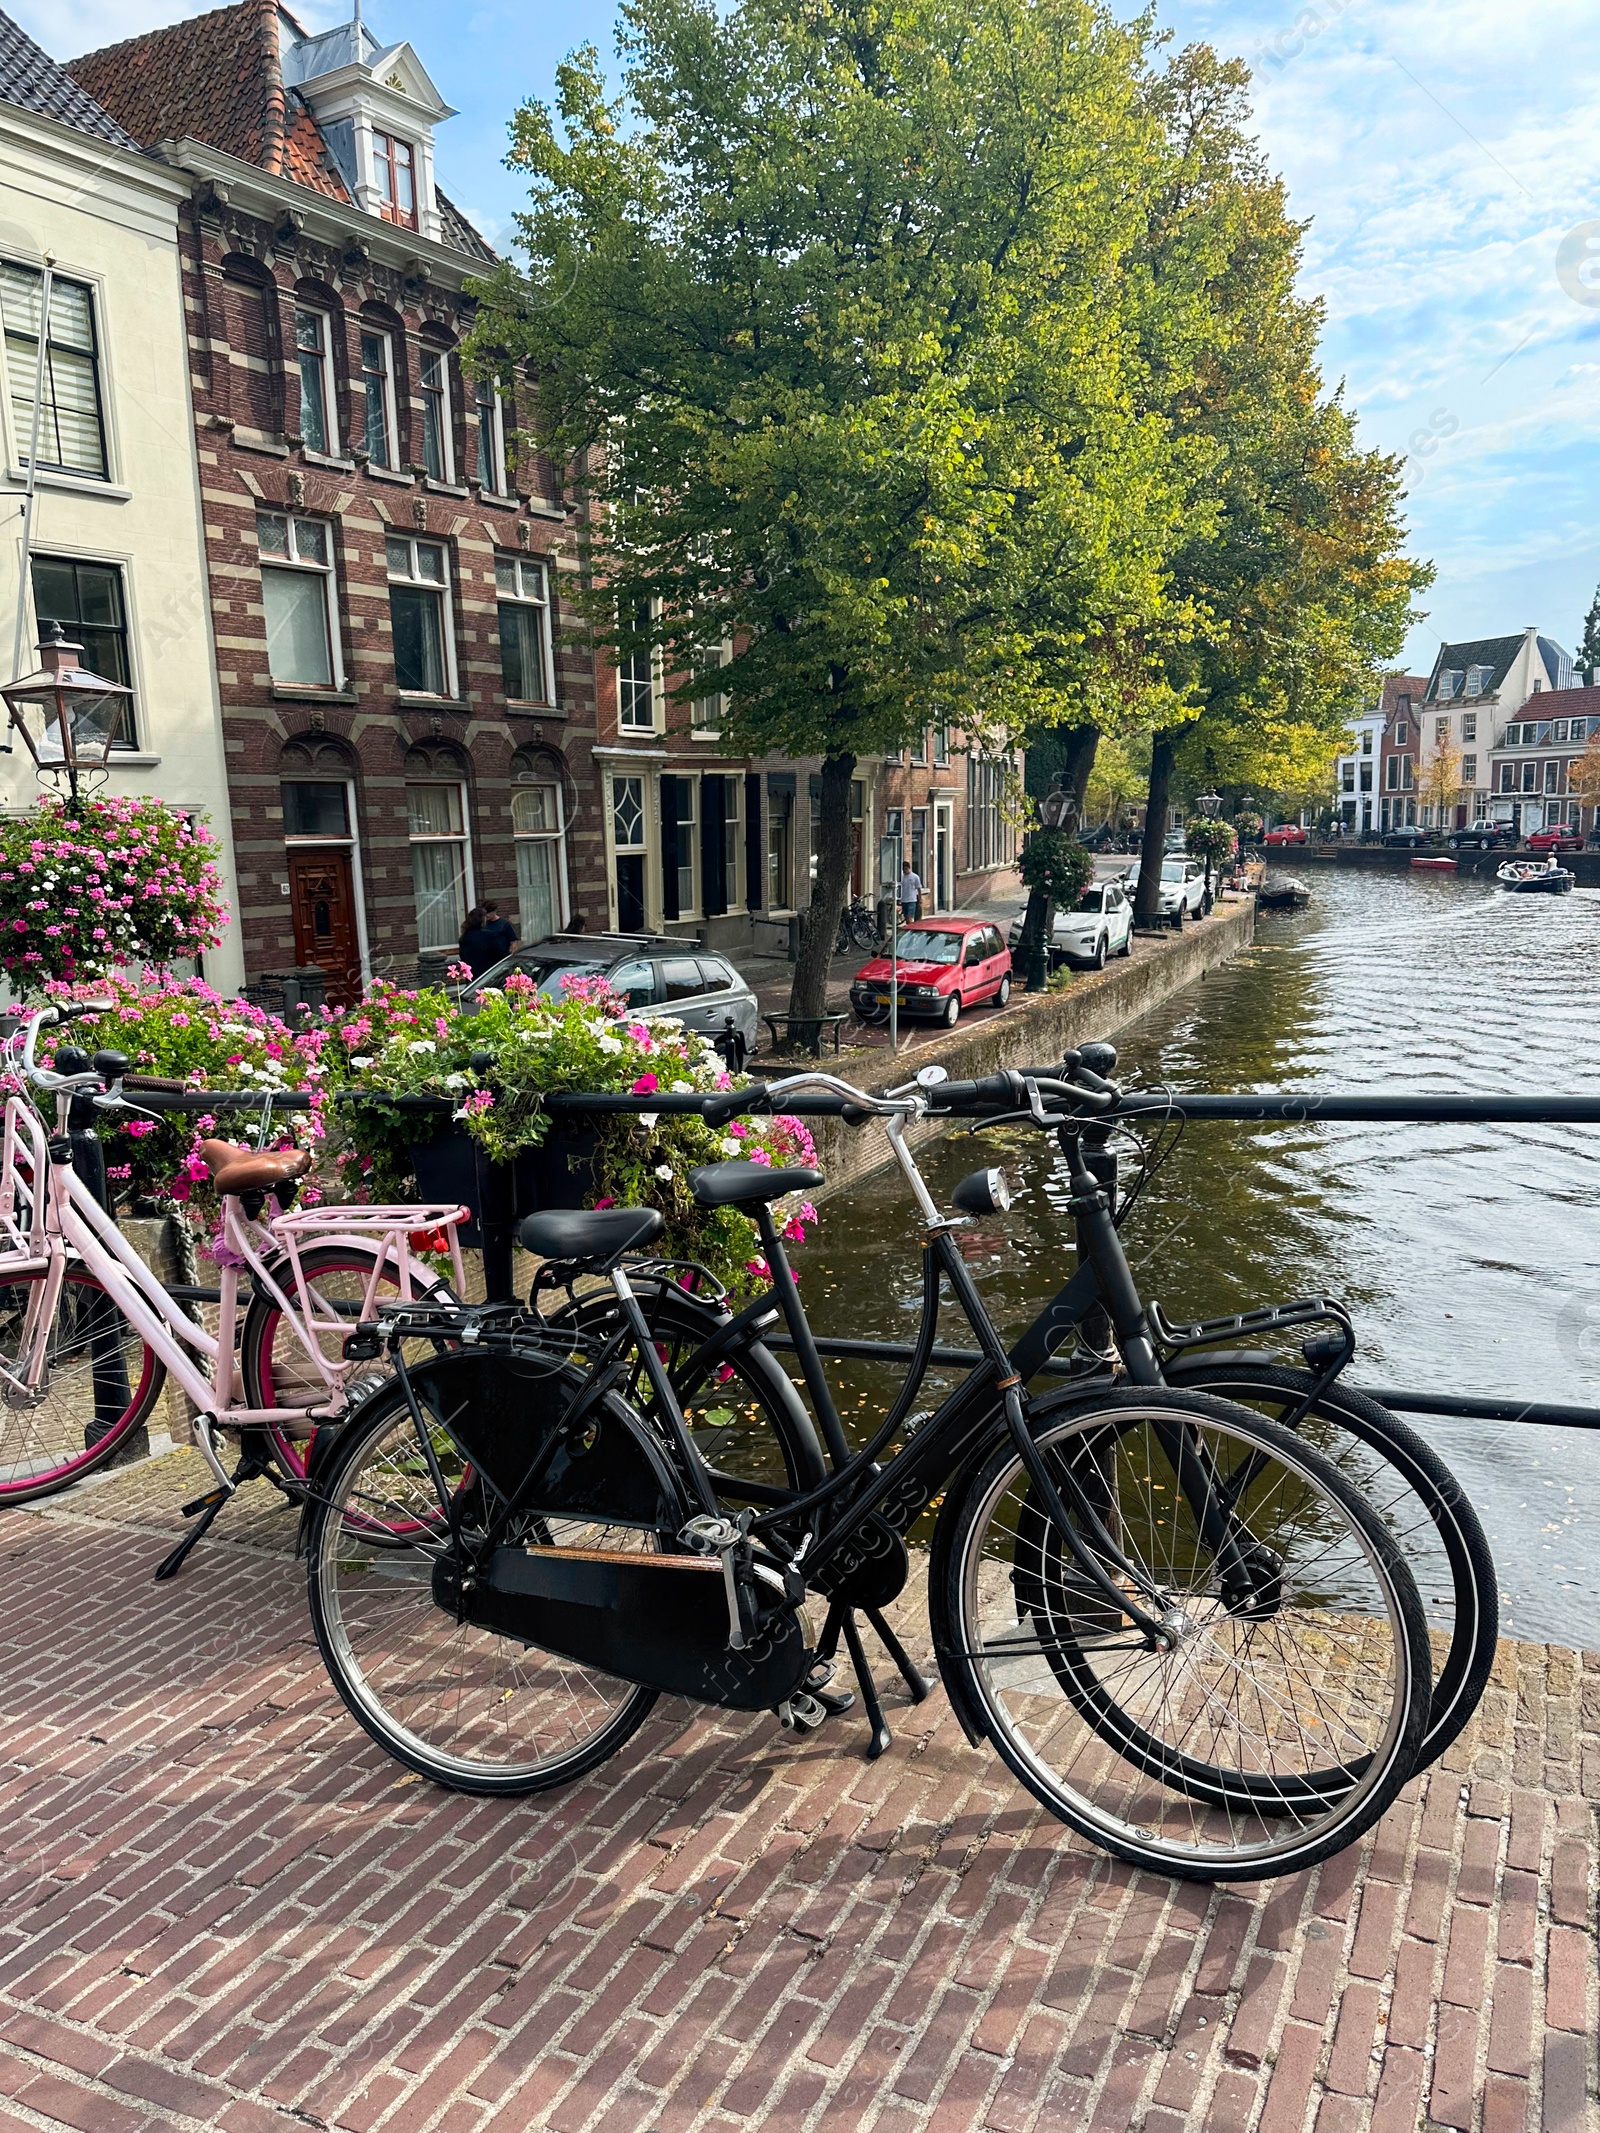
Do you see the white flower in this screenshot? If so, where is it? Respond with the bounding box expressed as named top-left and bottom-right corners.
top-left (670, 1079), bottom-right (692, 1094)
top-left (442, 1072), bottom-right (468, 1090)
top-left (236, 1061), bottom-right (257, 1077)
top-left (640, 1111), bottom-right (659, 1129)
top-left (349, 1055), bottom-right (373, 1069)
top-left (408, 1039), bottom-right (437, 1055)
top-left (720, 1137), bottom-right (741, 1158)
top-left (654, 1163), bottom-right (674, 1181)
top-left (597, 1033), bottom-right (622, 1055)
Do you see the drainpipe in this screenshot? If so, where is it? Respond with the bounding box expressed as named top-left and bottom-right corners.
top-left (9, 254), bottom-right (54, 688)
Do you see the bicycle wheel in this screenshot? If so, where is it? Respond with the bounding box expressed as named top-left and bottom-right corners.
top-left (0, 1266), bottom-right (167, 1504)
top-left (1167, 1363), bottom-right (1497, 1771)
top-left (240, 1243), bottom-right (456, 1485)
top-left (936, 1388), bottom-right (1431, 1880)
top-left (547, 1280), bottom-right (827, 1503)
top-left (307, 1373), bottom-right (671, 1794)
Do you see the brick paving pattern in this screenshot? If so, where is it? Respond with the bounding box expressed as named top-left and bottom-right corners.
top-left (0, 1454), bottom-right (1594, 2133)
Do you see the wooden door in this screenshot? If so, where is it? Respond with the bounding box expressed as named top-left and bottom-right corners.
top-left (287, 849), bottom-right (361, 1003)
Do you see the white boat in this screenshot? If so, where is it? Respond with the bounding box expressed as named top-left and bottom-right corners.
top-left (1496, 860), bottom-right (1574, 895)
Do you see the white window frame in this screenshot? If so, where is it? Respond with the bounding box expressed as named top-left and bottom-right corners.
top-left (722, 773), bottom-right (742, 911)
top-left (386, 533), bottom-right (456, 699)
top-left (358, 327), bottom-right (397, 469)
top-left (294, 306), bottom-right (338, 456)
top-left (512, 778), bottom-right (568, 941)
top-left (608, 771), bottom-right (652, 930)
top-left (418, 345), bottom-right (454, 483)
top-left (617, 601), bottom-right (662, 735)
top-left (474, 375), bottom-right (509, 497)
top-left (496, 554), bottom-right (555, 706)
top-left (0, 259), bottom-right (110, 483)
top-left (257, 511), bottom-right (342, 688)
top-left (667, 771), bottom-right (700, 918)
top-left (405, 779), bottom-right (473, 954)
top-left (373, 130), bottom-right (419, 231)
top-left (691, 641), bottom-right (732, 739)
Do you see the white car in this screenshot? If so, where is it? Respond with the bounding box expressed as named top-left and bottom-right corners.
top-left (1008, 881), bottom-right (1134, 969)
top-left (1121, 857), bottom-right (1208, 927)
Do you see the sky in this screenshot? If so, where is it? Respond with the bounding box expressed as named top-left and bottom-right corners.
top-left (27, 0), bottom-right (1600, 676)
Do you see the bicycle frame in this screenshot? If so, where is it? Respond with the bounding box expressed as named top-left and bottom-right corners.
top-left (0, 1088), bottom-right (468, 1490)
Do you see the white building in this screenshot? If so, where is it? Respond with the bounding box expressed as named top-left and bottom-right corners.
top-left (1333, 706), bottom-right (1384, 836)
top-left (0, 13), bottom-right (241, 987)
top-left (1416, 629), bottom-right (1572, 835)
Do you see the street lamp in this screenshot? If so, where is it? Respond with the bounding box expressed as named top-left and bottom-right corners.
top-left (2, 624), bottom-right (131, 801)
top-left (1196, 790), bottom-right (1223, 818)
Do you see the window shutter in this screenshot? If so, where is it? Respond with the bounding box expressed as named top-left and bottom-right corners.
top-left (745, 773), bottom-right (762, 910)
top-left (701, 778), bottom-right (728, 918)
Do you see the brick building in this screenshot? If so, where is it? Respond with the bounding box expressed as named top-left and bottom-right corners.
top-left (70, 2), bottom-right (603, 998)
top-left (1377, 673), bottom-right (1427, 833)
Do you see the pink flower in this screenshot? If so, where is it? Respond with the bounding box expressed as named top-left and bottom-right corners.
top-left (630, 1073), bottom-right (658, 1095)
top-left (593, 1196), bottom-right (616, 1211)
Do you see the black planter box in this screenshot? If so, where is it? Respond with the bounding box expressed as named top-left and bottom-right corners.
top-left (409, 1121), bottom-right (600, 1300)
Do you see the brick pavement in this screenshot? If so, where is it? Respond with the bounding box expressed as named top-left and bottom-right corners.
top-left (0, 1455), bottom-right (1594, 2133)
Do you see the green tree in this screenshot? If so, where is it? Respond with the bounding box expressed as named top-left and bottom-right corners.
top-left (1127, 48), bottom-right (1433, 924)
top-left (1579, 584), bottom-right (1600, 684)
top-left (466, 0), bottom-right (1191, 1017)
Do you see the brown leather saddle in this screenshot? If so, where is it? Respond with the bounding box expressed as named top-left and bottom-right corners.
top-left (197, 1139), bottom-right (313, 1197)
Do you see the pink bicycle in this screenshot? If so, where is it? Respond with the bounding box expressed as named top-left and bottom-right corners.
top-left (0, 1002), bottom-right (468, 1570)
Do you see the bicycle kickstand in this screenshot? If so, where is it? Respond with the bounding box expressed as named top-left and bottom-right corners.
top-left (153, 1447), bottom-right (275, 1581)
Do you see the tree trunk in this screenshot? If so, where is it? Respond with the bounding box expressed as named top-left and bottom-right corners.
top-left (1133, 731), bottom-right (1175, 928)
top-left (788, 751), bottom-right (856, 1023)
top-left (1063, 723), bottom-right (1100, 813)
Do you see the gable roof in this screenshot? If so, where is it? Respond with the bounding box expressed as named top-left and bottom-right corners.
top-left (68, 1), bottom-right (491, 254)
top-left (1506, 683), bottom-right (1600, 728)
top-left (0, 6), bottom-right (138, 150)
top-left (1423, 633), bottom-right (1573, 704)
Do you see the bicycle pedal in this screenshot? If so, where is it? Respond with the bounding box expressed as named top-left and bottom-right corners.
top-left (809, 1686), bottom-right (856, 1718)
top-left (776, 1691), bottom-right (831, 1734)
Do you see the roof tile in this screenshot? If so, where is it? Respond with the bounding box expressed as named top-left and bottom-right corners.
top-left (0, 5), bottom-right (138, 150)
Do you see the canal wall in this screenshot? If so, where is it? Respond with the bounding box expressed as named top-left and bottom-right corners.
top-left (803, 895), bottom-right (1255, 1200)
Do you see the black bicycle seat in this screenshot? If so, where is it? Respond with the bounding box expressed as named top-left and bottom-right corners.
top-left (516, 1207), bottom-right (664, 1264)
top-left (688, 1161), bottom-right (824, 1209)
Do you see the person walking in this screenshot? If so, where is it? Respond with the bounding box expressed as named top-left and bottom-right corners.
top-left (898, 861), bottom-right (924, 926)
top-left (458, 900), bottom-right (519, 978)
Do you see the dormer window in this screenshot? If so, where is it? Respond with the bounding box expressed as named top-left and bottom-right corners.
top-left (374, 131), bottom-right (418, 230)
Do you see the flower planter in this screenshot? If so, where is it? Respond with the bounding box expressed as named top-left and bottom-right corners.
top-left (409, 1120), bottom-right (601, 1301)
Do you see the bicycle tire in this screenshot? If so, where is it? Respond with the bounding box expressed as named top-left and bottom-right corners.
top-left (546, 1279), bottom-right (827, 1502)
top-left (1165, 1363), bottom-right (1497, 1771)
top-left (0, 1266), bottom-right (167, 1504)
top-left (934, 1388), bottom-right (1431, 1881)
top-left (306, 1363), bottom-right (675, 1794)
top-left (240, 1241), bottom-right (457, 1486)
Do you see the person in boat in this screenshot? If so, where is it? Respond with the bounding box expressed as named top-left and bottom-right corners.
top-left (1547, 850), bottom-right (1562, 872)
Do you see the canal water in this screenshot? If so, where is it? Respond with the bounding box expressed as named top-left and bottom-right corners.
top-left (794, 867), bottom-right (1600, 1650)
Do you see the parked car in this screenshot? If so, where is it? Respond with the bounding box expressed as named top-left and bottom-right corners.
top-left (849, 917), bottom-right (1012, 1027)
top-left (467, 932), bottom-right (759, 1065)
top-left (1526, 825), bottom-right (1585, 854)
top-left (1382, 826), bottom-right (1435, 849)
top-left (1447, 820), bottom-right (1517, 852)
top-left (1163, 828), bottom-right (1189, 855)
top-left (1262, 823), bottom-right (1308, 847)
top-left (1007, 880), bottom-right (1134, 969)
top-left (1121, 857), bottom-right (1209, 927)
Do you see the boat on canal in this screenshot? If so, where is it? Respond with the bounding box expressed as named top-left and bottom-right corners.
top-left (1257, 874), bottom-right (1311, 910)
top-left (1410, 855), bottom-right (1457, 873)
top-left (1497, 858), bottom-right (1575, 894)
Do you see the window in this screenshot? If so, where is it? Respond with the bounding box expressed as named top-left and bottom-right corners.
top-left (359, 330), bottom-right (395, 467)
top-left (29, 555), bottom-right (134, 742)
top-left (1531, 677), bottom-right (1542, 694)
top-left (1341, 763), bottom-right (1355, 792)
top-left (281, 780), bottom-right (349, 837)
top-left (698, 957), bottom-right (733, 995)
top-left (691, 642), bottom-right (730, 735)
top-left (1359, 763), bottom-right (1372, 792)
top-left (474, 376), bottom-right (507, 495)
top-left (1394, 720), bottom-right (1408, 744)
top-left (1461, 755), bottom-right (1476, 786)
top-left (497, 555), bottom-right (552, 704)
top-left (1545, 759), bottom-right (1561, 793)
top-left (1435, 715), bottom-right (1450, 742)
top-left (1361, 731), bottom-right (1372, 754)
top-left (767, 787), bottom-right (793, 909)
top-left (1573, 719), bottom-right (1589, 742)
top-left (966, 757), bottom-right (1013, 870)
top-left (419, 347), bottom-right (452, 482)
top-left (721, 776), bottom-right (741, 910)
top-left (1401, 758), bottom-right (1413, 791)
top-left (607, 958), bottom-right (655, 1008)
top-left (666, 776), bottom-right (697, 915)
top-left (611, 774), bottom-right (647, 932)
top-left (661, 957), bottom-right (703, 1002)
top-left (1436, 671), bottom-right (1462, 701)
top-left (1, 264), bottom-right (106, 478)
top-left (373, 131), bottom-right (418, 231)
top-left (387, 535), bottom-right (451, 696)
top-left (257, 512), bottom-right (337, 687)
top-left (512, 781), bottom-right (565, 943)
top-left (1499, 763), bottom-right (1516, 793)
top-left (406, 781), bottom-right (469, 952)
top-left (1521, 762), bottom-right (1538, 793)
top-left (1461, 712), bottom-right (1477, 742)
top-left (1385, 757), bottom-right (1399, 791)
top-left (934, 722), bottom-right (951, 766)
top-left (294, 309), bottom-right (336, 455)
top-left (1553, 719), bottom-right (1569, 743)
top-left (912, 727), bottom-right (928, 766)
top-left (617, 603), bottom-right (658, 732)
top-left (1464, 664), bottom-right (1491, 697)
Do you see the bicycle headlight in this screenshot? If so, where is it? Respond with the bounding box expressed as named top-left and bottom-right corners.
top-left (952, 1166), bottom-right (1011, 1216)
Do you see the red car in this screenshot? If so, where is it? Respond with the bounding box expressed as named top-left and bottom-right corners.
top-left (1262, 823), bottom-right (1309, 847)
top-left (1526, 825), bottom-right (1584, 854)
top-left (849, 917), bottom-right (1012, 1028)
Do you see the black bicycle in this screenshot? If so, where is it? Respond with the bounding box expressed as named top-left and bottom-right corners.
top-left (305, 1053), bottom-right (1438, 1881)
top-left (834, 895), bottom-right (882, 956)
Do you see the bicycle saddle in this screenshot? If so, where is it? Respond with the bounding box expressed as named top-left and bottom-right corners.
top-left (688, 1160), bottom-right (824, 1208)
top-left (516, 1207), bottom-right (664, 1265)
top-left (197, 1140), bottom-right (313, 1195)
